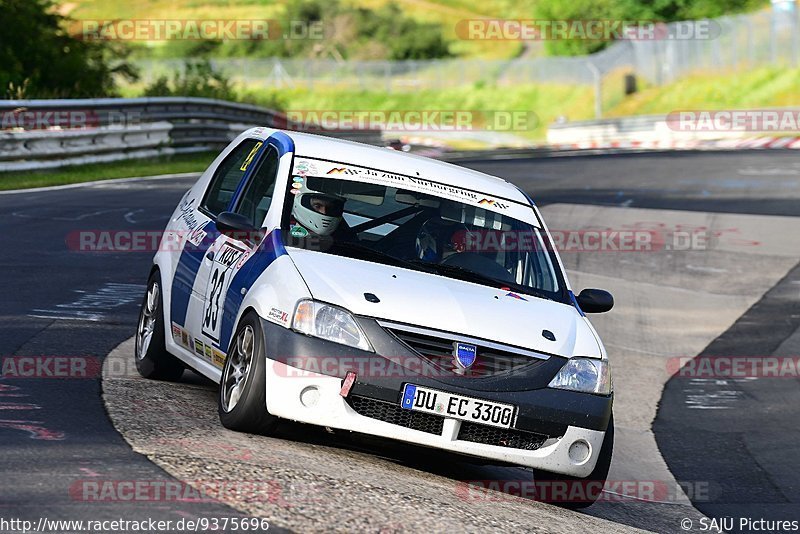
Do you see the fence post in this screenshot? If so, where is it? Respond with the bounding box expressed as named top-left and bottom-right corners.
top-left (586, 60), bottom-right (602, 119)
top-left (770, 9), bottom-right (777, 64)
top-left (793, 7), bottom-right (799, 66)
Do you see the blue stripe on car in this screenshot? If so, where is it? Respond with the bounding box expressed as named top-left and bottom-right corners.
top-left (266, 130), bottom-right (295, 157)
top-left (170, 221), bottom-right (217, 327)
top-left (220, 229), bottom-right (287, 351)
top-left (227, 131), bottom-right (295, 212)
top-left (513, 184), bottom-right (537, 207)
top-left (219, 131), bottom-right (295, 351)
top-left (569, 290), bottom-right (586, 317)
top-left (170, 130), bottom-right (295, 340)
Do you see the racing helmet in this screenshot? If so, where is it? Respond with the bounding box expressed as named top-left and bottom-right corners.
top-left (291, 181), bottom-right (345, 236)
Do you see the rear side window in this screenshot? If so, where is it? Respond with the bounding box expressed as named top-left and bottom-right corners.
top-left (202, 139), bottom-right (263, 216)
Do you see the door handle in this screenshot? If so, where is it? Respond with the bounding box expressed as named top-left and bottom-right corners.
top-left (205, 251), bottom-right (214, 262)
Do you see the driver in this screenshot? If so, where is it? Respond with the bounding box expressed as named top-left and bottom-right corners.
top-left (289, 182), bottom-right (355, 244)
top-left (415, 216), bottom-right (515, 284)
top-left (415, 217), bottom-right (473, 262)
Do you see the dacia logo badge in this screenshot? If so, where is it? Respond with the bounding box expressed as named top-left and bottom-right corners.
top-left (453, 342), bottom-right (477, 369)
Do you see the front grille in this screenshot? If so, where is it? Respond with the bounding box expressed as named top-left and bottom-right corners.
top-left (347, 395), bottom-right (444, 435)
top-left (387, 328), bottom-right (543, 378)
top-left (458, 422), bottom-right (549, 451)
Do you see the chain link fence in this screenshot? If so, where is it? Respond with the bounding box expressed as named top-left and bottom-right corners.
top-left (630, 8), bottom-right (800, 84)
top-left (130, 7), bottom-right (799, 118)
top-left (133, 56), bottom-right (610, 91)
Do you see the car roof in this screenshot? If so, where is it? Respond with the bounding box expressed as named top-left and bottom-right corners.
top-left (249, 127), bottom-right (532, 206)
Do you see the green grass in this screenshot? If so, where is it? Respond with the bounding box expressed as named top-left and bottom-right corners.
top-left (342, 0), bottom-right (536, 58)
top-left (7, 65), bottom-right (799, 190)
top-left (607, 67), bottom-right (800, 116)
top-left (237, 65), bottom-right (800, 142)
top-left (61, 0), bottom-right (283, 21)
top-left (0, 151), bottom-right (217, 191)
top-left (246, 83), bottom-right (596, 141)
top-left (59, 0), bottom-right (530, 59)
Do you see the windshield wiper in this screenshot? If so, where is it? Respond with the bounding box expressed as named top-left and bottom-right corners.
top-left (332, 243), bottom-right (436, 274)
top-left (408, 260), bottom-right (555, 301)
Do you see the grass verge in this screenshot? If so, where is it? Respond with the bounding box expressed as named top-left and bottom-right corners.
top-left (0, 151), bottom-right (217, 191)
top-left (246, 83), bottom-right (596, 141)
top-left (242, 65), bottom-right (800, 142)
top-left (607, 67), bottom-right (800, 116)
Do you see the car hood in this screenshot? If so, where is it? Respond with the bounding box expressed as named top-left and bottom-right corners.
top-left (287, 248), bottom-right (601, 359)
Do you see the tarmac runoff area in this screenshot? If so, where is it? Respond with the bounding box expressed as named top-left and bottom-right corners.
top-left (102, 203), bottom-right (800, 533)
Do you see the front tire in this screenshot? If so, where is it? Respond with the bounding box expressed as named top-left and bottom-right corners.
top-left (135, 272), bottom-right (185, 381)
top-left (218, 313), bottom-right (279, 435)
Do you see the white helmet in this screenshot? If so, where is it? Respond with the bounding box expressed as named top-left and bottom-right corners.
top-left (291, 182), bottom-right (345, 236)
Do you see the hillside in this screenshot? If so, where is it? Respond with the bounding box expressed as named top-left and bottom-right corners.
top-left (58, 0), bottom-right (537, 59)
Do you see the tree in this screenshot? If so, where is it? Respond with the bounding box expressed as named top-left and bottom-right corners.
top-left (536, 0), bottom-right (769, 56)
top-left (0, 0), bottom-right (136, 98)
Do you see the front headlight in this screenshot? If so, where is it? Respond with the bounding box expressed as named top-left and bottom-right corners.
top-left (292, 300), bottom-right (373, 352)
top-left (548, 357), bottom-right (612, 395)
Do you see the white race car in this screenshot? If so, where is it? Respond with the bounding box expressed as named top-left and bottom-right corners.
top-left (135, 128), bottom-right (615, 506)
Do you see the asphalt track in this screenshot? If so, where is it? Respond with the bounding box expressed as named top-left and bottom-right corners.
top-left (465, 151), bottom-right (800, 531)
top-left (1, 150), bottom-right (799, 533)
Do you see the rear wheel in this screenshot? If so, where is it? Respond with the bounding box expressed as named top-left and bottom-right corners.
top-left (538, 415), bottom-right (614, 509)
top-left (134, 272), bottom-right (185, 381)
top-left (218, 313), bottom-right (279, 435)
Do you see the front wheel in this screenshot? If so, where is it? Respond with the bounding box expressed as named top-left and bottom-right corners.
top-left (218, 313), bottom-right (279, 435)
top-left (135, 272), bottom-right (185, 381)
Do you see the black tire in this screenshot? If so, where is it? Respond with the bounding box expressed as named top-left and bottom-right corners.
top-left (218, 312), bottom-right (279, 435)
top-left (134, 271), bottom-right (185, 381)
top-left (538, 414), bottom-right (614, 509)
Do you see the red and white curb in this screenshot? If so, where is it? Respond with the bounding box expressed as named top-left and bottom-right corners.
top-left (548, 136), bottom-right (800, 151)
top-left (399, 135), bottom-right (800, 158)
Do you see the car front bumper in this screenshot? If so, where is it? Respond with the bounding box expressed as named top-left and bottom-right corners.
top-left (260, 318), bottom-right (612, 477)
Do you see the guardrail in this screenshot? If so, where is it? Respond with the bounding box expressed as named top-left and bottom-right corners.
top-left (546, 113), bottom-right (795, 147)
top-left (0, 97), bottom-right (383, 172)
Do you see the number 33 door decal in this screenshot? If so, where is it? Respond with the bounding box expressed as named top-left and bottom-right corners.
top-left (202, 242), bottom-right (246, 342)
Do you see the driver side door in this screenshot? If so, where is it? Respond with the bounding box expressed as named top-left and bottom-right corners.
top-left (198, 144), bottom-right (281, 350)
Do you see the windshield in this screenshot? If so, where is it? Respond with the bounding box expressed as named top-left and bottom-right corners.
top-left (282, 158), bottom-right (567, 303)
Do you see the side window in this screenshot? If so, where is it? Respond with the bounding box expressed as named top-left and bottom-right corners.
top-left (202, 139), bottom-right (263, 216)
top-left (234, 146), bottom-right (280, 227)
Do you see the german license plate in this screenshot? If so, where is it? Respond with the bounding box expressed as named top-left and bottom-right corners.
top-left (400, 384), bottom-right (516, 429)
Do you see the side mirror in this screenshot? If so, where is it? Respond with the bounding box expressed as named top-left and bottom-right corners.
top-left (215, 211), bottom-right (257, 238)
top-left (576, 289), bottom-right (614, 314)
